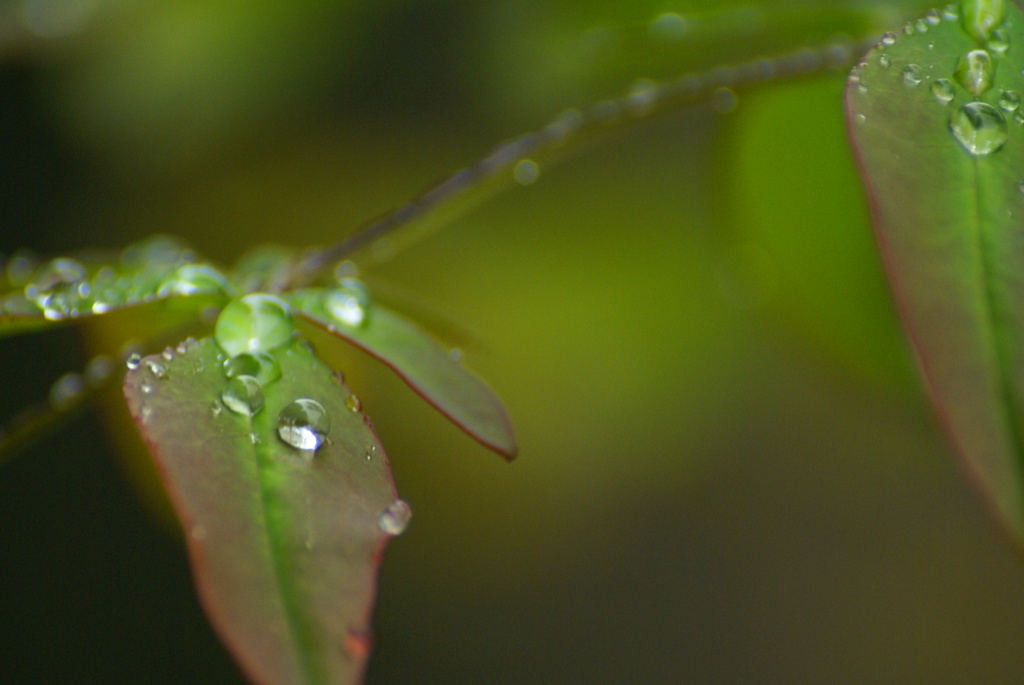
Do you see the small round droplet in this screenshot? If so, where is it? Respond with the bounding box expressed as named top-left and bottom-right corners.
top-left (879, 54), bottom-right (892, 69)
top-left (949, 101), bottom-right (1008, 156)
top-left (214, 293), bottom-right (294, 358)
top-left (925, 9), bottom-right (942, 25)
top-left (901, 63), bottom-right (923, 87)
top-left (84, 355), bottom-right (114, 386)
top-left (513, 159), bottom-right (540, 185)
top-left (943, 4), bottom-right (959, 21)
top-left (145, 359), bottom-right (168, 379)
top-left (49, 372), bottom-right (85, 410)
top-left (126, 353), bottom-right (142, 370)
top-left (140, 382), bottom-right (153, 395)
top-left (378, 499), bottom-right (412, 536)
top-left (222, 375), bottom-right (265, 416)
top-left (211, 400), bottom-right (223, 417)
top-left (346, 394), bottom-right (362, 413)
top-left (625, 78), bottom-right (657, 114)
top-left (932, 78), bottom-right (956, 104)
top-left (880, 32), bottom-right (897, 46)
top-left (223, 352), bottom-right (282, 385)
top-left (277, 398), bottom-right (330, 451)
top-left (323, 279), bottom-right (371, 327)
top-left (956, 49), bottom-right (995, 96)
top-left (999, 89), bottom-right (1021, 112)
top-left (914, 18), bottom-right (929, 33)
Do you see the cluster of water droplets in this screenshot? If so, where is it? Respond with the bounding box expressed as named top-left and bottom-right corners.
top-left (0, 236), bottom-right (233, 321)
top-left (856, 1), bottom-right (1022, 158)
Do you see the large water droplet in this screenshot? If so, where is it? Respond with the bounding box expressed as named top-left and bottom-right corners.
top-left (222, 375), bottom-right (265, 416)
top-left (378, 499), bottom-right (412, 536)
top-left (323, 279), bottom-right (371, 327)
top-left (999, 89), bottom-right (1021, 111)
top-left (276, 398), bottom-right (330, 451)
top-left (956, 49), bottom-right (995, 96)
top-left (902, 64), bottom-right (923, 87)
top-left (156, 263), bottom-right (232, 298)
top-left (960, 0), bottom-right (1007, 43)
top-left (932, 78), bottom-right (956, 103)
top-left (950, 101), bottom-right (1008, 155)
top-left (223, 352), bottom-right (282, 386)
top-left (214, 293), bottom-right (293, 358)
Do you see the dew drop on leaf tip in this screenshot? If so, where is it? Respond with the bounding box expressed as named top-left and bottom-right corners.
top-left (378, 499), bottom-right (412, 536)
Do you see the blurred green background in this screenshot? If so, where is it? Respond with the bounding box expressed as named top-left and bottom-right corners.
top-left (4, 1), bottom-right (1024, 683)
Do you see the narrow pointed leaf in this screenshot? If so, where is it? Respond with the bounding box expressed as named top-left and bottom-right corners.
top-left (846, 5), bottom-right (1024, 539)
top-left (289, 288), bottom-right (517, 459)
top-left (124, 337), bottom-right (400, 685)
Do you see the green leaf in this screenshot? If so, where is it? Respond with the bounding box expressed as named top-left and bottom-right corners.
top-left (0, 236), bottom-right (232, 339)
top-left (846, 4), bottom-right (1024, 539)
top-left (124, 337), bottom-right (401, 685)
top-left (289, 287), bottom-right (517, 459)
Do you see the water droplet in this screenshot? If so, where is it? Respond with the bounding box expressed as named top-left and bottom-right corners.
top-left (999, 89), bottom-right (1021, 111)
top-left (24, 258), bottom-right (90, 318)
top-left (649, 12), bottom-right (688, 41)
top-left (6, 250), bottom-right (36, 287)
top-left (223, 352), bottom-right (282, 385)
top-left (346, 394), bottom-right (361, 413)
top-left (140, 382), bottom-right (153, 394)
top-left (145, 359), bottom-right (168, 379)
top-left (378, 499), bottom-right (412, 536)
top-left (880, 32), bottom-right (897, 46)
top-left (853, 112), bottom-right (867, 126)
top-left (49, 372), bottom-right (85, 410)
top-left (943, 4), bottom-right (959, 21)
top-left (84, 355), bottom-right (114, 386)
top-left (214, 293), bottom-right (293, 358)
top-left (960, 0), bottom-right (1007, 43)
top-left (625, 78), bottom-right (657, 114)
top-left (710, 87), bottom-right (737, 114)
top-left (222, 375), bottom-right (265, 416)
top-left (903, 23), bottom-right (915, 36)
top-left (513, 159), bottom-right (540, 185)
top-left (932, 78), bottom-right (956, 103)
top-left (955, 49), bottom-right (995, 96)
top-left (949, 101), bottom-right (1007, 156)
top-left (902, 63), bottom-right (923, 87)
top-left (915, 18), bottom-right (929, 33)
top-left (879, 54), bottom-right (891, 69)
top-left (1015, 108), bottom-right (1024, 125)
top-left (211, 400), bottom-right (223, 417)
top-left (126, 353), bottom-right (142, 370)
top-left (276, 399), bottom-right (330, 452)
top-left (926, 9), bottom-right (942, 25)
top-left (323, 279), bottom-right (371, 327)
top-left (156, 263), bottom-right (232, 298)
top-left (987, 28), bottom-right (1011, 57)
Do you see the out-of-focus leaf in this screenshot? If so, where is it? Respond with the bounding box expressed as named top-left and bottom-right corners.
top-left (0, 235), bottom-right (232, 339)
top-left (846, 3), bottom-right (1024, 539)
top-left (290, 287), bottom-right (517, 459)
top-left (124, 337), bottom-right (400, 685)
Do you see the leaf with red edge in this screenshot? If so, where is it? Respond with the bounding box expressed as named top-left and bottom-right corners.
top-left (846, 4), bottom-right (1024, 540)
top-left (289, 287), bottom-right (517, 459)
top-left (124, 337), bottom-right (401, 685)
